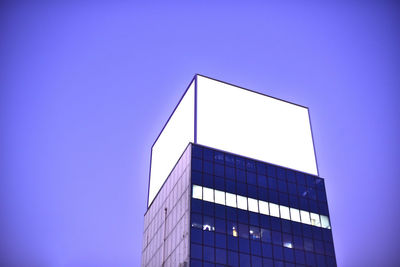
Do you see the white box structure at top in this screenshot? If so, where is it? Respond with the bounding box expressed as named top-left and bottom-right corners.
top-left (148, 75), bottom-right (318, 206)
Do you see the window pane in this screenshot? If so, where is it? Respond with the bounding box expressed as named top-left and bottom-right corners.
top-left (321, 215), bottom-right (331, 229)
top-left (280, 206), bottom-right (290, 220)
top-left (310, 213), bottom-right (321, 227)
top-left (215, 190), bottom-right (226, 205)
top-left (192, 185), bottom-right (203, 199)
top-left (248, 198), bottom-right (259, 213)
top-left (237, 195), bottom-right (248, 210)
top-left (300, 210), bottom-right (311, 225)
top-left (203, 187), bottom-right (214, 202)
top-left (226, 192), bottom-right (237, 208)
top-left (259, 200), bottom-right (269, 215)
top-left (269, 203), bottom-right (280, 217)
top-left (290, 208), bottom-right (301, 222)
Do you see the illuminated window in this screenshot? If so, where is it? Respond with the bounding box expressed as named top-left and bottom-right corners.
top-left (290, 208), bottom-right (301, 222)
top-left (237, 195), bottom-right (248, 210)
top-left (192, 185), bottom-right (202, 200)
top-left (300, 210), bottom-right (311, 225)
top-left (258, 200), bottom-right (269, 215)
top-left (226, 193), bottom-right (237, 208)
top-left (321, 215), bottom-right (331, 229)
top-left (310, 212), bottom-right (321, 227)
top-left (203, 187), bottom-right (214, 202)
top-left (215, 190), bottom-right (226, 205)
top-left (248, 198), bottom-right (259, 213)
top-left (269, 203), bottom-right (280, 217)
top-left (280, 206), bottom-right (290, 220)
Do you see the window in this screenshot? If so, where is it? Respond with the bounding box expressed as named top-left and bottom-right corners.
top-left (259, 200), bottom-right (269, 215)
top-left (290, 208), bottom-right (301, 222)
top-left (269, 203), bottom-right (280, 217)
top-left (237, 195), bottom-right (248, 210)
top-left (192, 185), bottom-right (202, 199)
top-left (215, 190), bottom-right (225, 205)
top-left (280, 205), bottom-right (290, 220)
top-left (321, 215), bottom-right (331, 229)
top-left (248, 198), bottom-right (259, 213)
top-left (310, 212), bottom-right (321, 227)
top-left (203, 187), bottom-right (214, 202)
top-left (226, 192), bottom-right (237, 208)
top-left (300, 210), bottom-right (311, 225)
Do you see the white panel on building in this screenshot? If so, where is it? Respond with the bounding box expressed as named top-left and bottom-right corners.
top-left (148, 80), bottom-right (195, 206)
top-left (196, 75), bottom-right (318, 176)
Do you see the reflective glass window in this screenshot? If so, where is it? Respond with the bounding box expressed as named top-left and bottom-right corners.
top-left (215, 189), bottom-right (225, 205)
top-left (237, 195), bottom-right (248, 210)
top-left (290, 208), bottom-right (301, 222)
top-left (321, 215), bottom-right (331, 229)
top-left (192, 185), bottom-right (202, 199)
top-left (226, 192), bottom-right (237, 208)
top-left (203, 187), bottom-right (214, 202)
top-left (310, 212), bottom-right (321, 227)
top-left (248, 197), bottom-right (259, 213)
top-left (269, 203), bottom-right (280, 217)
top-left (300, 210), bottom-right (311, 225)
top-left (280, 205), bottom-right (290, 220)
top-left (258, 200), bottom-right (269, 215)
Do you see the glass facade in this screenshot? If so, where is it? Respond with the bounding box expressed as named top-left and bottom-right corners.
top-left (190, 144), bottom-right (336, 267)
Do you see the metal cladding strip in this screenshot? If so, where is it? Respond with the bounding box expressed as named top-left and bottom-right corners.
top-left (192, 184), bottom-right (331, 229)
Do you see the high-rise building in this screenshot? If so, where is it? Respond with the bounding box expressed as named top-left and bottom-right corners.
top-left (141, 75), bottom-right (336, 267)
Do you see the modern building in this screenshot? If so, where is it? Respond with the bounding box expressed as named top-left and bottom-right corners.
top-left (141, 75), bottom-right (336, 267)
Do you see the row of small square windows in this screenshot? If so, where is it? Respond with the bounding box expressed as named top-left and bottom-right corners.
top-left (192, 185), bottom-right (331, 229)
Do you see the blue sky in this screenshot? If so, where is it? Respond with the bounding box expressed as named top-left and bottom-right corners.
top-left (1, 1), bottom-right (399, 266)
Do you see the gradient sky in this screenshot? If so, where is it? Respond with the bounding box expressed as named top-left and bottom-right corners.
top-left (1, 1), bottom-right (399, 266)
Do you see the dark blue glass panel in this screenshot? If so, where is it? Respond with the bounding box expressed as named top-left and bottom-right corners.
top-left (286, 170), bottom-right (295, 183)
top-left (317, 190), bottom-right (327, 202)
top-left (284, 247), bottom-right (295, 262)
top-left (260, 215), bottom-right (270, 229)
top-left (237, 182), bottom-right (247, 195)
top-left (204, 262), bottom-right (215, 267)
top-left (236, 169), bottom-right (246, 183)
top-left (204, 174), bottom-right (214, 187)
top-left (277, 167), bottom-right (286, 180)
top-left (268, 178), bottom-right (277, 190)
top-left (304, 238), bottom-right (314, 252)
top-left (204, 149), bottom-right (214, 161)
top-left (214, 151), bottom-right (224, 163)
top-left (299, 197), bottom-right (308, 210)
top-left (273, 245), bottom-right (283, 260)
top-left (236, 157), bottom-right (246, 169)
top-left (263, 258), bottom-right (274, 267)
top-left (203, 215), bottom-right (214, 229)
top-left (312, 227), bottom-right (323, 241)
top-left (215, 218), bottom-right (226, 233)
top-left (191, 259), bottom-right (202, 267)
top-left (227, 208), bottom-right (237, 222)
top-left (278, 180), bottom-right (287, 193)
top-left (192, 158), bottom-right (202, 172)
top-left (261, 243), bottom-right (273, 258)
top-left (246, 159), bottom-right (256, 172)
top-left (291, 222), bottom-right (302, 236)
top-left (239, 253), bottom-right (251, 267)
top-left (204, 246), bottom-right (215, 262)
top-left (306, 175), bottom-right (316, 187)
top-left (270, 217), bottom-right (281, 231)
top-left (257, 175), bottom-right (267, 188)
top-left (279, 193), bottom-right (289, 206)
top-left (289, 195), bottom-right (299, 208)
top-left (227, 235), bottom-right (238, 251)
top-left (247, 172), bottom-right (257, 185)
top-left (261, 228), bottom-right (271, 243)
top-left (295, 249), bottom-right (305, 264)
top-left (250, 240), bottom-right (262, 256)
top-left (269, 190), bottom-right (278, 202)
top-left (203, 230), bottom-right (215, 246)
top-left (214, 177), bottom-right (225, 191)
top-left (238, 210), bottom-right (249, 224)
top-left (256, 162), bottom-right (266, 175)
top-left (296, 172), bottom-right (306, 185)
top-left (191, 213), bottom-right (202, 229)
top-left (227, 221), bottom-right (238, 237)
top-left (272, 231), bottom-right (282, 245)
top-left (215, 204), bottom-right (226, 219)
top-left (248, 185), bottom-right (258, 198)
top-left (309, 200), bottom-right (318, 213)
top-left (204, 161), bottom-right (213, 174)
top-left (192, 171), bottom-right (203, 185)
top-left (225, 166), bottom-right (235, 180)
top-left (281, 220), bottom-right (291, 234)
top-left (252, 255), bottom-right (263, 266)
top-left (214, 163), bottom-right (224, 177)
top-left (314, 240), bottom-right (324, 254)
top-left (191, 243), bottom-right (202, 259)
top-left (191, 199), bottom-right (202, 213)
top-left (225, 154), bottom-right (235, 167)
top-left (215, 233), bottom-right (226, 249)
top-left (282, 233), bottom-right (292, 247)
top-left (225, 180), bottom-right (236, 194)
top-left (316, 254), bottom-right (326, 266)
top-left (288, 183), bottom-right (297, 195)
top-left (239, 238), bottom-right (250, 253)
top-left (326, 256), bottom-right (337, 267)
top-left (293, 235), bottom-right (303, 250)
top-left (249, 213), bottom-right (259, 226)
top-left (227, 251), bottom-right (239, 266)
top-left (192, 145), bottom-right (203, 158)
top-left (238, 224), bottom-right (249, 238)
top-left (215, 248), bottom-right (227, 264)
top-left (191, 228), bottom-right (202, 244)
top-left (267, 165), bottom-right (276, 177)
top-left (259, 189), bottom-right (268, 201)
top-left (325, 242), bottom-right (335, 256)
top-left (203, 202), bottom-right (215, 216)
top-left (305, 252), bottom-right (316, 266)
top-left (249, 225), bottom-right (260, 240)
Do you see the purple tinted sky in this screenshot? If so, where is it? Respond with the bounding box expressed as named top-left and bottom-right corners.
top-left (1, 1), bottom-right (399, 266)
